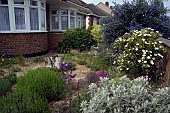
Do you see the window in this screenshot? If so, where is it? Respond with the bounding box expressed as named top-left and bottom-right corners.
top-left (61, 10), bottom-right (68, 30)
top-left (51, 10), bottom-right (59, 30)
top-left (0, 0), bottom-right (8, 4)
top-left (0, 0), bottom-right (10, 31)
top-left (93, 18), bottom-right (98, 25)
top-left (70, 10), bottom-right (76, 28)
top-left (30, 0), bottom-right (39, 30)
top-left (0, 0), bottom-right (46, 32)
top-left (77, 16), bottom-right (83, 28)
top-left (51, 9), bottom-right (77, 31)
top-left (14, 0), bottom-right (24, 4)
top-left (41, 2), bottom-right (45, 30)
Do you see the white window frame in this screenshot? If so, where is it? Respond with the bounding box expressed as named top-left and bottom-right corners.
top-left (70, 10), bottom-right (76, 28)
top-left (50, 9), bottom-right (77, 32)
top-left (0, 0), bottom-right (47, 33)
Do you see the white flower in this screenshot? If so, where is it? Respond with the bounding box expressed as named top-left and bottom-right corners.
top-left (138, 34), bottom-right (142, 37)
top-left (135, 48), bottom-right (138, 51)
top-left (147, 64), bottom-right (150, 67)
top-left (126, 68), bottom-right (129, 70)
top-left (142, 38), bottom-right (145, 41)
top-left (155, 48), bottom-right (159, 50)
top-left (144, 34), bottom-right (151, 37)
top-left (138, 60), bottom-right (141, 63)
top-left (154, 54), bottom-right (157, 56)
top-left (150, 60), bottom-right (154, 65)
top-left (152, 57), bottom-right (155, 60)
top-left (144, 61), bottom-right (147, 63)
top-left (136, 43), bottom-right (139, 46)
top-left (158, 53), bottom-right (163, 58)
top-left (147, 56), bottom-right (151, 59)
top-left (125, 44), bottom-right (128, 47)
top-left (159, 41), bottom-right (162, 44)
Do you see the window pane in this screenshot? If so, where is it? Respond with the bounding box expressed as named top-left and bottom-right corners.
top-left (30, 0), bottom-right (37, 6)
top-left (61, 10), bottom-right (68, 15)
top-left (51, 10), bottom-right (58, 15)
top-left (41, 9), bottom-right (45, 30)
top-left (30, 8), bottom-right (39, 30)
top-left (0, 6), bottom-right (10, 31)
top-left (14, 7), bottom-right (26, 30)
top-left (61, 16), bottom-right (68, 30)
top-left (93, 18), bottom-right (98, 25)
top-left (0, 0), bottom-right (8, 4)
top-left (52, 16), bottom-right (59, 29)
top-left (70, 17), bottom-right (75, 28)
top-left (14, 0), bottom-right (24, 4)
top-left (70, 10), bottom-right (75, 16)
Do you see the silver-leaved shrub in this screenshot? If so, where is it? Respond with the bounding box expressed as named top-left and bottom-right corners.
top-left (113, 28), bottom-right (167, 79)
top-left (80, 76), bottom-right (170, 113)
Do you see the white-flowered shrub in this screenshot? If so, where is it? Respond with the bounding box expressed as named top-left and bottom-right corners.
top-left (113, 28), bottom-right (167, 79)
top-left (80, 76), bottom-right (170, 113)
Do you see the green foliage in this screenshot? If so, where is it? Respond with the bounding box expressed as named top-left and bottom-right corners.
top-left (16, 67), bottom-right (65, 101)
top-left (77, 60), bottom-right (87, 65)
top-left (0, 68), bottom-right (4, 76)
top-left (0, 56), bottom-right (16, 68)
top-left (57, 28), bottom-right (94, 53)
top-left (33, 56), bottom-right (44, 63)
top-left (0, 90), bottom-right (50, 113)
top-left (81, 76), bottom-right (170, 113)
top-left (4, 73), bottom-right (17, 85)
top-left (0, 78), bottom-right (12, 97)
top-left (16, 54), bottom-right (25, 66)
top-left (113, 28), bottom-right (167, 79)
top-left (10, 67), bottom-right (21, 73)
top-left (90, 25), bottom-right (103, 43)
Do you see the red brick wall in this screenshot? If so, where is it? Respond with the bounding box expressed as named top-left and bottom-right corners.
top-left (48, 33), bottom-right (64, 50)
top-left (0, 33), bottom-right (48, 55)
top-left (88, 16), bottom-right (100, 26)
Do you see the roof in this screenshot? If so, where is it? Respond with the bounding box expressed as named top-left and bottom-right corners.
top-left (86, 4), bottom-right (108, 16)
top-left (97, 2), bottom-right (112, 14)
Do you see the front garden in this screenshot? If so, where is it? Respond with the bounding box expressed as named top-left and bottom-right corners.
top-left (0, 0), bottom-right (170, 113)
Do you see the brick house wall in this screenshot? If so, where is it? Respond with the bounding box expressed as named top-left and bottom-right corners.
top-left (0, 33), bottom-right (48, 56)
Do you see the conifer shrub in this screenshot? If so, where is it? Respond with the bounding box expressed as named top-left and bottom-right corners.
top-left (16, 67), bottom-right (65, 101)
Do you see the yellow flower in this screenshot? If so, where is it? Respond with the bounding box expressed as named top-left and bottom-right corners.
top-left (1, 58), bottom-right (4, 62)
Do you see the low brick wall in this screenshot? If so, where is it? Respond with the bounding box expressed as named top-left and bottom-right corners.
top-left (159, 38), bottom-right (170, 86)
top-left (47, 33), bottom-right (64, 50)
top-left (0, 33), bottom-right (48, 56)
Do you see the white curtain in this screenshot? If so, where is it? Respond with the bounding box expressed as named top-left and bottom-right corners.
top-left (14, 7), bottom-right (26, 30)
top-left (0, 6), bottom-right (10, 31)
top-left (30, 8), bottom-right (39, 30)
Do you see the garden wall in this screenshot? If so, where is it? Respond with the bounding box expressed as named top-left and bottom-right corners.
top-left (159, 38), bottom-right (170, 86)
top-left (0, 33), bottom-right (48, 56)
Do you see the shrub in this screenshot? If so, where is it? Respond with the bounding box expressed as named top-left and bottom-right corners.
top-left (0, 90), bottom-right (50, 113)
top-left (81, 76), bottom-right (170, 113)
top-left (113, 28), bottom-right (167, 80)
top-left (0, 78), bottom-right (12, 97)
top-left (90, 25), bottom-right (103, 43)
top-left (57, 28), bottom-right (94, 53)
top-left (4, 73), bottom-right (17, 85)
top-left (16, 67), bottom-right (65, 101)
top-left (100, 0), bottom-right (170, 46)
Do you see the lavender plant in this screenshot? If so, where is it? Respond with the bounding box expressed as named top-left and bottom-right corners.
top-left (81, 76), bottom-right (170, 113)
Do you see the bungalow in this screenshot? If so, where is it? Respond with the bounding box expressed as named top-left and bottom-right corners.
top-left (0, 0), bottom-right (108, 56)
